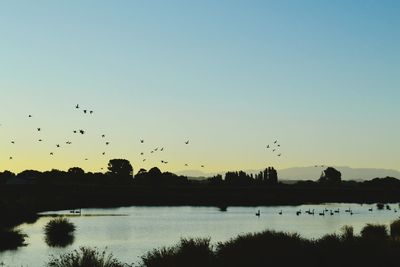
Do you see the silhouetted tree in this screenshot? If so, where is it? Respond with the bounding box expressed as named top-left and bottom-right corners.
top-left (319, 167), bottom-right (341, 184)
top-left (107, 159), bottom-right (133, 178)
top-left (0, 170), bottom-right (15, 184)
top-left (68, 167), bottom-right (85, 176)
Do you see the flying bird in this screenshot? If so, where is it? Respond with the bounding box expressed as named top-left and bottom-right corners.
top-left (56, 144), bottom-right (60, 148)
top-left (185, 140), bottom-right (189, 144)
top-left (185, 164), bottom-right (188, 166)
top-left (75, 104), bottom-right (79, 109)
top-left (272, 149), bottom-right (276, 152)
top-left (154, 147), bottom-right (158, 151)
top-left (143, 159), bottom-right (146, 162)
top-left (102, 152), bottom-right (105, 155)
top-left (11, 141), bottom-right (15, 144)
top-left (105, 142), bottom-right (110, 145)
top-left (274, 140), bottom-right (277, 144)
top-left (73, 130), bottom-right (77, 134)
top-left (140, 139), bottom-right (144, 143)
top-left (28, 115), bottom-right (32, 118)
top-left (85, 158), bottom-right (88, 161)
top-left (90, 110), bottom-right (93, 114)
top-left (79, 130), bottom-right (85, 134)
top-left (160, 147), bottom-right (164, 151)
top-left (83, 110), bottom-right (87, 114)
top-left (38, 139), bottom-right (42, 142)
top-left (9, 157), bottom-right (12, 160)
top-left (50, 152), bottom-right (54, 155)
top-left (102, 134), bottom-right (105, 138)
top-left (37, 128), bottom-right (41, 131)
top-left (277, 154), bottom-right (282, 157)
top-left (267, 145), bottom-right (270, 148)
top-left (201, 165), bottom-right (205, 168)
top-left (140, 152), bottom-right (144, 155)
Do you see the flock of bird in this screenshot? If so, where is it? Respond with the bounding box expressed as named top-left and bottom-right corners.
top-left (255, 205), bottom-right (399, 217)
top-left (2, 104), bottom-right (208, 171)
top-left (266, 140), bottom-right (282, 157)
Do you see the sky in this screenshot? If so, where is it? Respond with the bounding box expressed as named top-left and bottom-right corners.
top-left (0, 0), bottom-right (399, 174)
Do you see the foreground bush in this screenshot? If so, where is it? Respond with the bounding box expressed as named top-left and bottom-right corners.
top-left (360, 224), bottom-right (388, 240)
top-left (0, 227), bottom-right (27, 251)
top-left (47, 247), bottom-right (133, 267)
top-left (44, 217), bottom-right (76, 247)
top-left (390, 219), bottom-right (400, 240)
top-left (140, 238), bottom-right (213, 267)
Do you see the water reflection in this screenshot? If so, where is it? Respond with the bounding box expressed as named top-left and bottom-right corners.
top-left (0, 203), bottom-right (399, 267)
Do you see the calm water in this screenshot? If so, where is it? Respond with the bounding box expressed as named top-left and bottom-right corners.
top-left (1, 203), bottom-right (399, 266)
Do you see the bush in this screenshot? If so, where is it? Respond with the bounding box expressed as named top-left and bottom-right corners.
top-left (360, 224), bottom-right (388, 240)
top-left (140, 238), bottom-right (213, 267)
top-left (0, 227), bottom-right (27, 251)
top-left (390, 219), bottom-right (400, 240)
top-left (46, 247), bottom-right (132, 267)
top-left (44, 217), bottom-right (76, 247)
top-left (376, 203), bottom-right (385, 210)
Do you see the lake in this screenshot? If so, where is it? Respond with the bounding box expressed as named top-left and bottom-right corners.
top-left (1, 203), bottom-right (399, 266)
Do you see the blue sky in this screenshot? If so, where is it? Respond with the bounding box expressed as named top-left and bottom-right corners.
top-left (0, 0), bottom-right (399, 173)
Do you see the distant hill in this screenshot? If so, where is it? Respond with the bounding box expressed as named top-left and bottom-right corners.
top-left (177, 166), bottom-right (400, 181)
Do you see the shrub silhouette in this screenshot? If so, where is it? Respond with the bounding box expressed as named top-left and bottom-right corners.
top-left (44, 217), bottom-right (76, 247)
top-left (360, 224), bottom-right (388, 240)
top-left (0, 227), bottom-right (27, 251)
top-left (46, 247), bottom-right (132, 267)
top-left (140, 238), bottom-right (213, 267)
top-left (390, 219), bottom-right (400, 240)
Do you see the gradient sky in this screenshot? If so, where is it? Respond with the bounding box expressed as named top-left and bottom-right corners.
top-left (0, 0), bottom-right (399, 174)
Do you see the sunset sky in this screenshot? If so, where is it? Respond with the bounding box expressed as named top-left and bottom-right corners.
top-left (0, 0), bottom-right (399, 174)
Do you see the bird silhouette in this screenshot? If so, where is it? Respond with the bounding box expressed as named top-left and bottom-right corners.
top-left (50, 152), bottom-right (54, 155)
top-left (277, 154), bottom-right (282, 157)
top-left (102, 152), bottom-right (105, 155)
top-left (154, 147), bottom-right (158, 151)
top-left (79, 130), bottom-right (85, 134)
top-left (73, 130), bottom-right (77, 134)
top-left (272, 149), bottom-right (276, 152)
top-left (75, 104), bottom-right (79, 109)
top-left (185, 140), bottom-right (189, 144)
top-left (143, 159), bottom-right (146, 162)
top-left (185, 164), bottom-right (188, 166)
top-left (28, 115), bottom-right (32, 118)
top-left (274, 140), bottom-right (277, 144)
top-left (140, 152), bottom-right (144, 155)
top-left (102, 134), bottom-right (105, 138)
top-left (9, 157), bottom-right (13, 160)
top-left (83, 110), bottom-right (87, 114)
top-left (105, 142), bottom-right (110, 145)
top-left (150, 151), bottom-right (154, 153)
top-left (38, 139), bottom-right (42, 142)
top-left (89, 110), bottom-right (93, 114)
top-left (85, 158), bottom-right (88, 161)
top-left (160, 147), bottom-right (164, 151)
top-left (201, 165), bottom-right (204, 168)
top-left (11, 141), bottom-right (15, 144)
top-left (164, 161), bottom-right (168, 164)
top-left (277, 144), bottom-right (281, 147)
top-left (140, 139), bottom-right (144, 143)
top-left (56, 144), bottom-right (60, 148)
top-left (267, 145), bottom-right (270, 148)
top-left (161, 160), bottom-right (164, 163)
top-left (37, 128), bottom-right (41, 131)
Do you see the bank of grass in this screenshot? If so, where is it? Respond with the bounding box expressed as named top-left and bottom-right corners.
top-left (46, 247), bottom-right (133, 267)
top-left (0, 227), bottom-right (27, 251)
top-left (44, 217), bottom-right (76, 247)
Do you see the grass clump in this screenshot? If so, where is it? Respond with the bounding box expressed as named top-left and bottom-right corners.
top-left (46, 247), bottom-right (133, 267)
top-left (44, 217), bottom-right (76, 247)
top-left (140, 238), bottom-right (213, 267)
top-left (0, 227), bottom-right (27, 251)
top-left (390, 219), bottom-right (400, 240)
